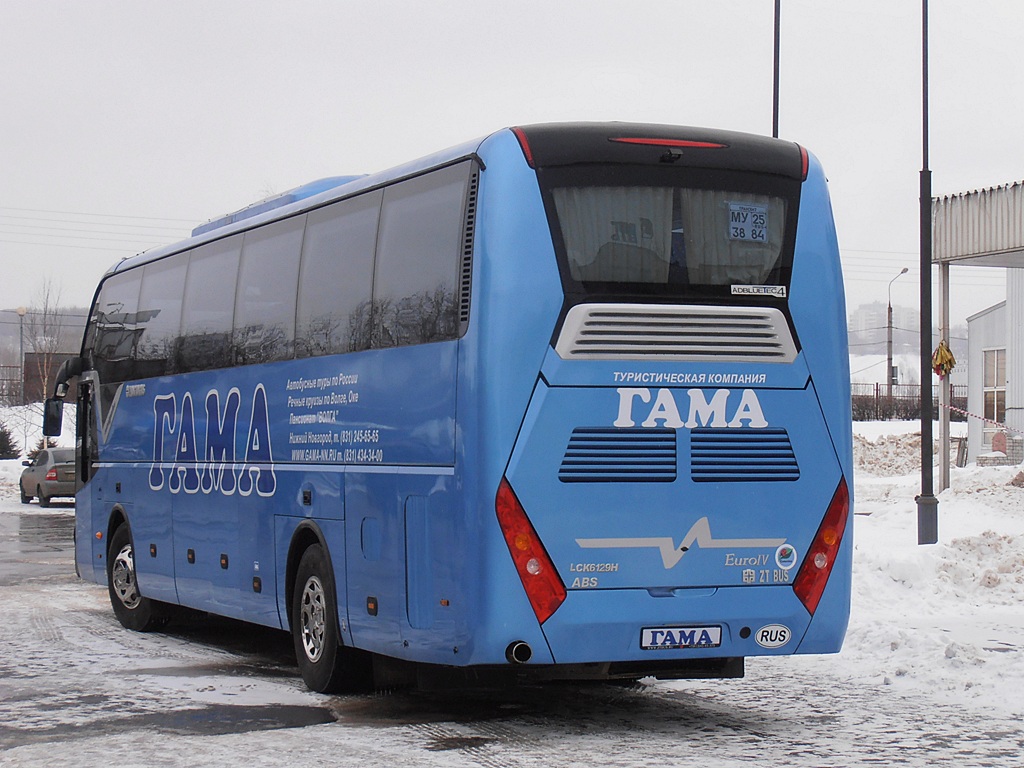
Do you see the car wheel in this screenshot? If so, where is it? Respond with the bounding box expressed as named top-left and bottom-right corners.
top-left (108, 523), bottom-right (168, 632)
top-left (292, 543), bottom-right (372, 693)
top-left (20, 485), bottom-right (30, 504)
top-left (37, 486), bottom-right (50, 508)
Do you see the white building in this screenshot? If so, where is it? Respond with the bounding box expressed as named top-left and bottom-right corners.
top-left (965, 300), bottom-right (1005, 462)
top-left (934, 183), bottom-right (1024, 469)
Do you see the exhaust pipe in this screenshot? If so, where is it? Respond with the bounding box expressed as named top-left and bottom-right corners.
top-left (505, 641), bottom-right (533, 665)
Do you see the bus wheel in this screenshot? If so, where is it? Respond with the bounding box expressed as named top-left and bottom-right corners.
top-left (292, 544), bottom-right (372, 693)
top-left (108, 523), bottom-right (167, 632)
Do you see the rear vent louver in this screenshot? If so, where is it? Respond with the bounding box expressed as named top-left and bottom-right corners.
top-left (559, 428), bottom-right (676, 483)
top-left (555, 304), bottom-right (797, 362)
top-left (458, 168), bottom-right (479, 332)
top-left (690, 428), bottom-right (799, 482)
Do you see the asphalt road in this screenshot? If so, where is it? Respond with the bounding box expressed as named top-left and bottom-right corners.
top-left (1, 494), bottom-right (1022, 767)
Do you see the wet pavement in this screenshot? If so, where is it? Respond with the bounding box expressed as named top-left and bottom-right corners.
top-left (2, 493), bottom-right (1023, 767)
top-left (0, 505), bottom-right (76, 586)
top-left (0, 496), bottom-right (342, 754)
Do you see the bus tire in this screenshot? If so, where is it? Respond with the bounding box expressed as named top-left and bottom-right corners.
top-left (108, 522), bottom-right (167, 632)
top-left (292, 544), bottom-right (372, 693)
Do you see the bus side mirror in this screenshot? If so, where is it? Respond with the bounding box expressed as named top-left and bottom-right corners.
top-left (51, 356), bottom-right (84, 399)
top-left (42, 398), bottom-right (64, 437)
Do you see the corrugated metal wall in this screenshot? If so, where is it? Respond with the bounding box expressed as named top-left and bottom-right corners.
top-left (933, 181), bottom-right (1024, 262)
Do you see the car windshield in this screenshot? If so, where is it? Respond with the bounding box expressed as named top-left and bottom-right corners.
top-left (51, 448), bottom-right (75, 463)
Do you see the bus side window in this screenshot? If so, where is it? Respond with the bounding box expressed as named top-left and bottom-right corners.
top-left (179, 236), bottom-right (242, 372)
top-left (371, 162), bottom-right (471, 349)
top-left (91, 270), bottom-right (143, 415)
top-left (235, 216), bottom-right (305, 364)
top-left (137, 254), bottom-right (188, 378)
top-left (296, 190), bottom-right (381, 357)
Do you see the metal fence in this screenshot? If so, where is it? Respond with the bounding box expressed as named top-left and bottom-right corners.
top-left (0, 365), bottom-right (18, 407)
top-left (851, 382), bottom-right (967, 422)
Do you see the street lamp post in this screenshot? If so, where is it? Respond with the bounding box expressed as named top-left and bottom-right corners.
top-left (887, 268), bottom-right (909, 402)
top-left (16, 306), bottom-right (26, 406)
top-left (917, 0), bottom-right (938, 545)
top-left (773, 0), bottom-right (781, 138)
top-left (16, 306), bottom-right (27, 460)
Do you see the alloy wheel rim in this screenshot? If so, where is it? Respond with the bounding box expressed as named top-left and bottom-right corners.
top-left (299, 575), bottom-right (327, 662)
top-left (112, 544), bottom-right (141, 609)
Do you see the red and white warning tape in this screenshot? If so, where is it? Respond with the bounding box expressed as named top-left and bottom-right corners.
top-left (942, 402), bottom-right (1020, 434)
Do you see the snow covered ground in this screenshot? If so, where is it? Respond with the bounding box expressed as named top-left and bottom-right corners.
top-left (0, 418), bottom-right (1021, 766)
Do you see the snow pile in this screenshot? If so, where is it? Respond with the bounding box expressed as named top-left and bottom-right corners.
top-left (853, 420), bottom-right (967, 477)
top-left (845, 421), bottom-right (1024, 713)
top-left (854, 432), bottom-right (935, 476)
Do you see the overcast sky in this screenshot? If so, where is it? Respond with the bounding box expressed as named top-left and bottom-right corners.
top-left (2, 0), bottom-right (1021, 327)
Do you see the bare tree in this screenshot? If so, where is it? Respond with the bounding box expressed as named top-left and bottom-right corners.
top-left (24, 278), bottom-right (67, 403)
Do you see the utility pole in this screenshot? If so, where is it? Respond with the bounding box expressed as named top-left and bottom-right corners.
top-left (917, 0), bottom-right (938, 545)
top-left (773, 0), bottom-right (781, 138)
top-left (887, 268), bottom-right (908, 402)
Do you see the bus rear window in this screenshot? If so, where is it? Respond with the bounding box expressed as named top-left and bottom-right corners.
top-left (542, 167), bottom-right (798, 298)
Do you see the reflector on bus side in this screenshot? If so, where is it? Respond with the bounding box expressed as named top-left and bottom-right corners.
top-left (495, 478), bottom-right (566, 624)
top-left (793, 477), bottom-right (849, 615)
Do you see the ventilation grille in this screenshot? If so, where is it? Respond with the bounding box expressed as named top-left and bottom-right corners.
top-left (690, 428), bottom-right (799, 482)
top-left (559, 428), bottom-right (676, 483)
top-left (458, 168), bottom-right (479, 331)
top-left (555, 304), bottom-right (797, 362)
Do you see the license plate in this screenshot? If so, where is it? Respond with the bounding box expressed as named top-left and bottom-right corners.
top-left (641, 625), bottom-right (722, 650)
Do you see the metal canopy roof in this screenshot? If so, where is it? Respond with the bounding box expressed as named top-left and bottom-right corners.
top-left (933, 181), bottom-right (1024, 266)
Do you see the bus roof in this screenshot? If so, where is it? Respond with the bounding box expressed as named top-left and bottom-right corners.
top-left (110, 133), bottom-right (489, 277)
top-left (107, 123), bottom-right (804, 279)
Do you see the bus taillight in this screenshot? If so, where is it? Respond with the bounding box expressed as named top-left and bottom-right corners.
top-left (495, 478), bottom-right (566, 624)
top-left (511, 127), bottom-right (536, 168)
top-left (793, 478), bottom-right (849, 615)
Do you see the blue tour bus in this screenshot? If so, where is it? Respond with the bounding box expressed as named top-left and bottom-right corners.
top-left (45, 123), bottom-right (852, 692)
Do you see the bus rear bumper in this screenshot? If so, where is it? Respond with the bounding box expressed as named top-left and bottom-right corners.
top-left (538, 585), bottom-right (833, 665)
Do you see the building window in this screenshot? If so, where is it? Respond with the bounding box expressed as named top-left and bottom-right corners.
top-left (983, 348), bottom-right (1006, 446)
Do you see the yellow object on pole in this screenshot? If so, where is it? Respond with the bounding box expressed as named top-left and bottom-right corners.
top-left (931, 339), bottom-right (955, 379)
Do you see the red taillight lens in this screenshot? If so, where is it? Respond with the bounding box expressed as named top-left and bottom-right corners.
top-left (45, 468), bottom-right (58, 481)
top-left (793, 478), bottom-right (849, 615)
top-left (495, 478), bottom-right (566, 624)
top-left (511, 126), bottom-right (536, 168)
top-left (799, 145), bottom-right (809, 180)
top-left (610, 137), bottom-right (727, 149)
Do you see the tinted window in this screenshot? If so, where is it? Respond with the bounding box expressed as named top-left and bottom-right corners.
top-left (91, 270), bottom-right (142, 387)
top-left (541, 166), bottom-right (799, 302)
top-left (235, 217), bottom-right (304, 364)
top-left (553, 187), bottom-right (786, 286)
top-left (296, 191), bottom-right (380, 357)
top-left (136, 254), bottom-right (188, 378)
top-left (179, 236), bottom-right (241, 372)
top-left (52, 448), bottom-right (75, 463)
top-left (371, 162), bottom-right (470, 349)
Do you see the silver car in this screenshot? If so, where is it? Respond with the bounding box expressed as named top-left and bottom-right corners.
top-left (20, 448), bottom-right (76, 507)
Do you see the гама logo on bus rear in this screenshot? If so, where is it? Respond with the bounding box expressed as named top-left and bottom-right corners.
top-left (148, 384), bottom-right (277, 497)
top-left (613, 387), bottom-right (768, 429)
